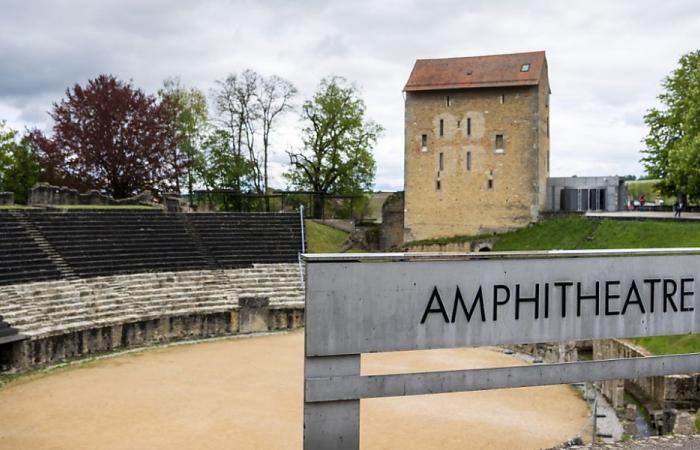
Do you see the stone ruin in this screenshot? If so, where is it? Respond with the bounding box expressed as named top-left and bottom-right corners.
top-left (28, 182), bottom-right (154, 207)
top-left (0, 192), bottom-right (14, 205)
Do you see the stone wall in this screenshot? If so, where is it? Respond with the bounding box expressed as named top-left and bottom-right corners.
top-left (0, 192), bottom-right (14, 205)
top-left (28, 183), bottom-right (154, 206)
top-left (2, 307), bottom-right (304, 372)
top-left (406, 237), bottom-right (496, 253)
top-left (403, 74), bottom-right (549, 242)
top-left (380, 192), bottom-right (404, 250)
top-left (593, 339), bottom-right (700, 410)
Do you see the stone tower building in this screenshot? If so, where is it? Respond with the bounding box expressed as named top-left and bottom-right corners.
top-left (403, 51), bottom-right (550, 242)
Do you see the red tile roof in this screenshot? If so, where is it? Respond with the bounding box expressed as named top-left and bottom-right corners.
top-left (404, 51), bottom-right (546, 92)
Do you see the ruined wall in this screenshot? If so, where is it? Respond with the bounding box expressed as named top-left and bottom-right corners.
top-left (2, 307), bottom-right (304, 372)
top-left (379, 192), bottom-right (404, 250)
top-left (28, 182), bottom-right (154, 206)
top-left (0, 192), bottom-right (14, 205)
top-left (594, 339), bottom-right (700, 410)
top-left (406, 237), bottom-right (496, 253)
top-left (403, 82), bottom-right (548, 242)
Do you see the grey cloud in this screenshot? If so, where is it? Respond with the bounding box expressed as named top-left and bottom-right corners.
top-left (1, 0), bottom-right (699, 187)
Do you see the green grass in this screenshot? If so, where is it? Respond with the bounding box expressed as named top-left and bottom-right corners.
top-left (494, 215), bottom-right (700, 251)
top-left (630, 335), bottom-right (700, 355)
top-left (0, 204), bottom-right (31, 209)
top-left (696, 410), bottom-right (700, 432)
top-left (305, 220), bottom-right (355, 253)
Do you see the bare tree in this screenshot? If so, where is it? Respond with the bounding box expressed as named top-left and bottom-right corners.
top-left (257, 75), bottom-right (297, 193)
top-left (212, 70), bottom-right (259, 192)
top-left (211, 70), bottom-right (296, 195)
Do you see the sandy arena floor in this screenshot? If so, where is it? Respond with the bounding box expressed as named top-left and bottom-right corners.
top-left (0, 330), bottom-right (588, 449)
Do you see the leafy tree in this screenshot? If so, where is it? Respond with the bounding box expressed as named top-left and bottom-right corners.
top-left (199, 128), bottom-right (254, 191)
top-left (285, 77), bottom-right (382, 216)
top-left (27, 75), bottom-right (177, 198)
top-left (0, 122), bottom-right (41, 204)
top-left (159, 78), bottom-right (209, 199)
top-left (642, 50), bottom-right (700, 202)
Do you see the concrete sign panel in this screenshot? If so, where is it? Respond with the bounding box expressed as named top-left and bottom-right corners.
top-left (304, 250), bottom-right (700, 356)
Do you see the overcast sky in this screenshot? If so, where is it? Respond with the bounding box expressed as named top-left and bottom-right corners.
top-left (1, 0), bottom-right (699, 191)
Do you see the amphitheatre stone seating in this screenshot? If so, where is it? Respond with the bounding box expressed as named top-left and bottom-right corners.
top-left (0, 211), bottom-right (61, 286)
top-left (24, 210), bottom-right (211, 277)
top-left (0, 209), bottom-right (306, 372)
top-left (187, 212), bottom-right (303, 267)
top-left (0, 264), bottom-right (303, 338)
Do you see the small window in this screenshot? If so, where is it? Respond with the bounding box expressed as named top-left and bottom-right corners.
top-left (487, 179), bottom-right (494, 190)
top-left (457, 120), bottom-right (461, 128)
top-left (467, 118), bottom-right (471, 136)
top-left (466, 151), bottom-right (472, 171)
top-left (500, 94), bottom-right (505, 104)
top-left (521, 63), bottom-right (530, 72)
top-left (495, 134), bottom-right (504, 150)
top-left (439, 152), bottom-right (444, 171)
top-left (436, 179), bottom-right (441, 191)
top-left (421, 134), bottom-right (428, 151)
top-left (439, 119), bottom-right (444, 137)
top-left (446, 96), bottom-right (451, 107)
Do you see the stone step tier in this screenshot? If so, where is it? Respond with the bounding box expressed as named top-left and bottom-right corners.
top-left (0, 210), bottom-right (304, 284)
top-left (0, 263), bottom-right (305, 371)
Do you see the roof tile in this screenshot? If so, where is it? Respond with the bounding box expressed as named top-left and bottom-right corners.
top-left (404, 51), bottom-right (546, 92)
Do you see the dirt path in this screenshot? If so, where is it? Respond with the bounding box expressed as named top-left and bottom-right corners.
top-left (0, 330), bottom-right (588, 449)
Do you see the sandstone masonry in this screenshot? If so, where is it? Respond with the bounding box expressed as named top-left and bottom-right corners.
top-left (403, 51), bottom-right (550, 241)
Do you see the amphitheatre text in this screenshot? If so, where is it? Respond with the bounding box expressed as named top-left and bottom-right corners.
top-left (421, 277), bottom-right (696, 324)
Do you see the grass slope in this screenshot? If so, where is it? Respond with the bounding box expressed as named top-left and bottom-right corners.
top-left (304, 220), bottom-right (353, 253)
top-left (495, 216), bottom-right (700, 251)
top-left (494, 216), bottom-right (700, 354)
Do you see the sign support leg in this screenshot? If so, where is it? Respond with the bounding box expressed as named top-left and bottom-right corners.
top-left (304, 354), bottom-right (360, 450)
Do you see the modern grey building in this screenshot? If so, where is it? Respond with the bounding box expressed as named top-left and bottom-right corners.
top-left (546, 176), bottom-right (627, 212)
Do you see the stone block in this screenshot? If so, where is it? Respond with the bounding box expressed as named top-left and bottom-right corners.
top-left (0, 192), bottom-right (14, 205)
top-left (239, 297), bottom-right (270, 333)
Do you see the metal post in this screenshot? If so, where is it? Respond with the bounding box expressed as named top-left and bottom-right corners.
top-left (304, 354), bottom-right (360, 449)
top-left (299, 205), bottom-right (306, 253)
top-left (298, 205), bottom-right (306, 286)
top-left (592, 388), bottom-right (598, 444)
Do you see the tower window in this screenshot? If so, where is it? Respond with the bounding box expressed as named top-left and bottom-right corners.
top-left (467, 118), bottom-right (471, 136)
top-left (421, 134), bottom-right (428, 151)
top-left (457, 120), bottom-right (461, 128)
top-left (439, 152), bottom-right (444, 171)
top-left (488, 179), bottom-right (494, 190)
top-left (495, 134), bottom-right (504, 151)
top-left (436, 179), bottom-right (441, 191)
top-left (439, 119), bottom-right (444, 137)
top-left (500, 94), bottom-right (505, 104)
top-left (446, 96), bottom-right (451, 107)
top-left (466, 151), bottom-right (472, 171)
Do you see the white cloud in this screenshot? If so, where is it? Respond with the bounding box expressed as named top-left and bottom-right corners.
top-left (1, 0), bottom-right (699, 191)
